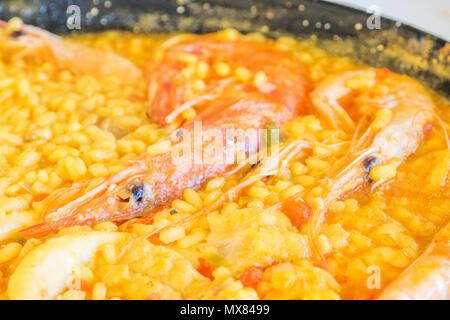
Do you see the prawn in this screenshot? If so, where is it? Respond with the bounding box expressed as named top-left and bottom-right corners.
top-left (146, 30), bottom-right (310, 126)
top-left (377, 221), bottom-right (450, 300)
top-left (306, 68), bottom-right (446, 257)
top-left (20, 32), bottom-right (311, 238)
top-left (0, 19), bottom-right (142, 86)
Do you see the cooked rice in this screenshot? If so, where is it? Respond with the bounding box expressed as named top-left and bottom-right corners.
top-left (0, 24), bottom-right (449, 300)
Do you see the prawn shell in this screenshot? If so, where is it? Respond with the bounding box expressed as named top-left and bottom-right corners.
top-left (378, 222), bottom-right (450, 300)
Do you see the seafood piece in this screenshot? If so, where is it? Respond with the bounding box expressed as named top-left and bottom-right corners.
top-left (20, 38), bottom-right (310, 237)
top-left (0, 20), bottom-right (142, 86)
top-left (306, 69), bottom-right (444, 256)
top-left (7, 231), bottom-right (125, 299)
top-left (378, 221), bottom-right (450, 300)
top-left (0, 211), bottom-right (36, 242)
top-left (146, 30), bottom-right (310, 126)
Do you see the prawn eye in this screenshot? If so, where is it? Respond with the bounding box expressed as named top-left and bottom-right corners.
top-left (250, 159), bottom-right (262, 169)
top-left (130, 183), bottom-right (144, 203)
top-left (362, 156), bottom-right (377, 173)
top-left (176, 129), bottom-right (184, 138)
top-left (10, 30), bottom-right (25, 38)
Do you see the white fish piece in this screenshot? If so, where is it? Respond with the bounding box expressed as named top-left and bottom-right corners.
top-left (7, 231), bottom-right (126, 300)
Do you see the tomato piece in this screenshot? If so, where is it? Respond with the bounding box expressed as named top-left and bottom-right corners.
top-left (334, 274), bottom-right (348, 284)
top-left (147, 234), bottom-right (164, 245)
top-left (33, 193), bottom-right (49, 202)
top-left (354, 290), bottom-right (380, 300)
top-left (197, 258), bottom-right (215, 280)
top-left (238, 266), bottom-right (264, 289)
top-left (281, 198), bottom-right (311, 231)
top-left (313, 259), bottom-right (328, 270)
top-left (79, 280), bottom-right (93, 292)
top-left (128, 93), bottom-right (145, 103)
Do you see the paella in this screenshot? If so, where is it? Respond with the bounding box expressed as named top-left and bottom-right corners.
top-left (0, 17), bottom-right (448, 300)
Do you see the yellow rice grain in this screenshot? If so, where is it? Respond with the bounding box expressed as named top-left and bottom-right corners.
top-left (192, 79), bottom-right (206, 92)
top-left (305, 157), bottom-right (329, 171)
top-left (274, 180), bottom-right (292, 192)
top-left (329, 200), bottom-right (345, 213)
top-left (0, 242), bottom-right (22, 263)
top-left (248, 186), bottom-right (270, 199)
top-left (235, 66), bottom-right (251, 82)
top-left (178, 52), bottom-right (198, 64)
top-left (177, 229), bottom-right (206, 248)
top-left (295, 175), bottom-right (315, 187)
top-left (93, 221), bottom-right (118, 232)
top-left (79, 266), bottom-right (94, 282)
top-left (92, 282), bottom-right (107, 300)
top-left (172, 199), bottom-right (197, 214)
top-left (221, 202), bottom-right (238, 215)
top-left (58, 226), bottom-right (92, 235)
top-left (203, 190), bottom-right (222, 207)
top-left (88, 163), bottom-right (109, 177)
top-left (182, 108), bottom-right (197, 121)
top-left (253, 71), bottom-right (267, 87)
top-left (196, 61), bottom-right (209, 79)
top-left (62, 290), bottom-right (86, 300)
top-left (311, 187), bottom-right (323, 196)
top-left (16, 150), bottom-right (41, 167)
top-left (160, 226), bottom-right (186, 244)
top-left (370, 163), bottom-right (397, 182)
top-left (183, 188), bottom-right (203, 209)
top-left (344, 199), bottom-right (359, 213)
top-left (372, 109), bottom-right (392, 131)
top-left (280, 185), bottom-right (304, 200)
top-left (317, 234), bottom-right (332, 255)
top-left (146, 140), bottom-right (171, 156)
top-left (291, 162), bottom-right (308, 176)
top-left (65, 157), bottom-right (87, 181)
top-left (7, 17), bottom-right (23, 31)
top-left (214, 62), bottom-right (231, 76)
top-left (101, 243), bottom-right (116, 264)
